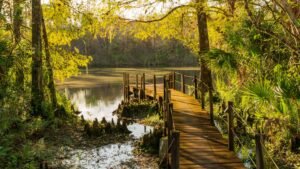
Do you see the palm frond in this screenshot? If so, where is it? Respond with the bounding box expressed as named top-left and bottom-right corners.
top-left (206, 48), bottom-right (238, 74)
top-left (242, 80), bottom-right (274, 105)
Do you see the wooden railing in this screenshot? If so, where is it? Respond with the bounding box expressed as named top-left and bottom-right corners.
top-left (123, 71), bottom-right (279, 169)
top-left (123, 72), bottom-right (180, 168)
top-left (167, 72), bottom-right (214, 126)
top-left (219, 101), bottom-right (280, 169)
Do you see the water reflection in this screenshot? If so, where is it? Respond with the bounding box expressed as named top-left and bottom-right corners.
top-left (61, 125), bottom-right (153, 169)
top-left (64, 84), bottom-right (122, 122)
top-left (62, 142), bottom-right (134, 169)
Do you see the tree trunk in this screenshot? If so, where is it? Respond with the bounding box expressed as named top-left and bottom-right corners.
top-left (196, 0), bottom-right (213, 106)
top-left (13, 0), bottom-right (24, 90)
top-left (41, 9), bottom-right (57, 109)
top-left (31, 0), bottom-right (44, 115)
top-left (0, 0), bottom-right (3, 13)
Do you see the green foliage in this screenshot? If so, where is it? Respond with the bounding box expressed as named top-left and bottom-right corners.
top-left (139, 128), bottom-right (163, 154)
top-left (206, 48), bottom-right (238, 74)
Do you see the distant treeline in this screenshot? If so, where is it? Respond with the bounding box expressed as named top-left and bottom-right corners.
top-left (71, 32), bottom-right (198, 67)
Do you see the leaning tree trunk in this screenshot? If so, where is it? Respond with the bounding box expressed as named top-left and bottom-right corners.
top-left (31, 0), bottom-right (44, 115)
top-left (196, 0), bottom-right (213, 109)
top-left (13, 0), bottom-right (24, 90)
top-left (41, 9), bottom-right (57, 108)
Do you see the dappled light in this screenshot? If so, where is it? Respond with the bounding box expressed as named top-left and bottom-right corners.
top-left (0, 0), bottom-right (299, 168)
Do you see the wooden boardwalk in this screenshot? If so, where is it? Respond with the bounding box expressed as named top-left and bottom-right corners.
top-left (145, 84), bottom-right (245, 169)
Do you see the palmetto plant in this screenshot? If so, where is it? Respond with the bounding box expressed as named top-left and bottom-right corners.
top-left (206, 48), bottom-right (238, 75)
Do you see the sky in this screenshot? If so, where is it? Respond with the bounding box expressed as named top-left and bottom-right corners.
top-left (41, 0), bottom-right (191, 19)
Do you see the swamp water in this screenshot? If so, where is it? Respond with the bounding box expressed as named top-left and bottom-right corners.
top-left (57, 67), bottom-right (200, 169)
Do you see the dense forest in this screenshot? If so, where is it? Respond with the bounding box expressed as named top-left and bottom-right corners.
top-left (72, 33), bottom-right (197, 67)
top-left (0, 0), bottom-right (300, 168)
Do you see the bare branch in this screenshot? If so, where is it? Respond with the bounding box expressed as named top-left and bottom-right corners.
top-left (118, 5), bottom-right (191, 23)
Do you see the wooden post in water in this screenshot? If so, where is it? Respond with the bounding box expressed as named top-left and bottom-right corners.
top-left (228, 101), bottom-right (234, 151)
top-left (209, 87), bottom-right (214, 126)
top-left (171, 131), bottom-right (180, 169)
top-left (194, 75), bottom-right (198, 99)
top-left (255, 133), bottom-right (265, 169)
top-left (181, 74), bottom-right (185, 93)
top-left (153, 74), bottom-right (157, 99)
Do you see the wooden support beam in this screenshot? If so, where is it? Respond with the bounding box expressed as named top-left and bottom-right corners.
top-left (194, 75), bottom-right (198, 99)
top-left (255, 133), bottom-right (265, 169)
top-left (228, 101), bottom-right (234, 151)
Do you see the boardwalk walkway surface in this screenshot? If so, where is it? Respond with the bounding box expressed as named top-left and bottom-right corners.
top-left (144, 84), bottom-right (245, 169)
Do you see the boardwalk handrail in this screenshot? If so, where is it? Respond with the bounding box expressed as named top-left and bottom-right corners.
top-left (217, 101), bottom-right (280, 169)
top-left (124, 71), bottom-right (278, 168)
top-left (123, 72), bottom-right (180, 168)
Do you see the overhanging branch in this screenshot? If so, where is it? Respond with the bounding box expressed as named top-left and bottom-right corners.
top-left (118, 5), bottom-right (192, 23)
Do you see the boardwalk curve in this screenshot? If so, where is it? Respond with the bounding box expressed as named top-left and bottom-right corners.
top-left (145, 85), bottom-right (245, 169)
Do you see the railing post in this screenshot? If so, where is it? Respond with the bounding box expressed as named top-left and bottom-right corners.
top-left (123, 73), bottom-right (126, 101)
top-left (163, 75), bottom-right (166, 101)
top-left (228, 101), bottom-right (234, 151)
top-left (164, 100), bottom-right (169, 137)
top-left (140, 74), bottom-right (143, 90)
top-left (136, 74), bottom-right (138, 88)
top-left (173, 72), bottom-right (176, 90)
top-left (194, 75), bottom-right (198, 99)
top-left (255, 133), bottom-right (265, 169)
top-left (209, 87), bottom-right (214, 126)
top-left (127, 73), bottom-right (130, 101)
top-left (169, 103), bottom-right (173, 130)
top-left (167, 103), bottom-right (173, 145)
top-left (142, 73), bottom-right (145, 91)
top-left (153, 74), bottom-right (157, 99)
top-left (171, 130), bottom-right (180, 169)
top-left (201, 91), bottom-right (205, 109)
top-left (158, 96), bottom-right (163, 112)
top-left (181, 74), bottom-right (185, 94)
